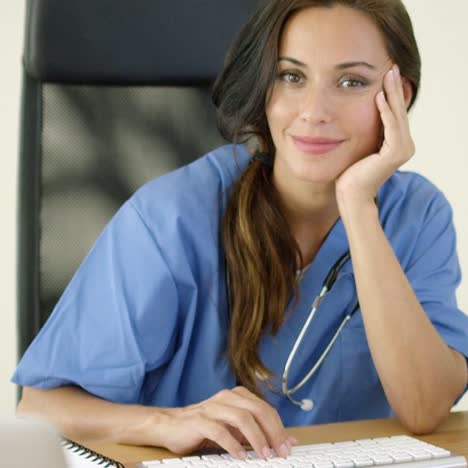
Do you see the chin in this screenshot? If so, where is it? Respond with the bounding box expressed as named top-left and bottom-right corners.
top-left (291, 165), bottom-right (342, 185)
top-left (292, 153), bottom-right (350, 182)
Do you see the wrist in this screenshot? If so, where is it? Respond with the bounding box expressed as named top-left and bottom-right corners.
top-left (114, 403), bottom-right (173, 446)
top-left (337, 194), bottom-right (379, 226)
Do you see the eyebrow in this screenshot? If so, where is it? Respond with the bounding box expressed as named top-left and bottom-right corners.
top-left (278, 56), bottom-right (377, 70)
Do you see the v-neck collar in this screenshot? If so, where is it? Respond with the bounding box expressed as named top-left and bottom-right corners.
top-left (300, 216), bottom-right (351, 290)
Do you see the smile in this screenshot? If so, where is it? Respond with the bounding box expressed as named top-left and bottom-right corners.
top-left (292, 136), bottom-right (344, 155)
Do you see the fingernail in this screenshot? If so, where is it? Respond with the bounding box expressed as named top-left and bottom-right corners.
top-left (262, 447), bottom-right (273, 459)
top-left (377, 91), bottom-right (386, 105)
top-left (388, 69), bottom-right (394, 81)
top-left (237, 449), bottom-right (247, 459)
top-left (288, 436), bottom-right (300, 445)
top-left (279, 442), bottom-right (290, 458)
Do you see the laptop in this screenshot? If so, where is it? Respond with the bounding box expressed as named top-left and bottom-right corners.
top-left (0, 416), bottom-right (67, 468)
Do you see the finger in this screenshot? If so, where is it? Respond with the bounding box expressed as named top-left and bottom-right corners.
top-left (376, 90), bottom-right (415, 165)
top-left (227, 424), bottom-right (249, 445)
top-left (396, 69), bottom-right (406, 103)
top-left (209, 401), bottom-right (273, 459)
top-left (288, 435), bottom-right (300, 445)
top-left (196, 417), bottom-right (249, 460)
top-left (393, 66), bottom-right (415, 144)
top-left (376, 90), bottom-right (398, 155)
top-left (394, 65), bottom-right (410, 114)
top-left (381, 67), bottom-right (415, 158)
top-left (383, 68), bottom-right (400, 118)
top-left (230, 386), bottom-right (290, 458)
top-left (384, 65), bottom-right (407, 122)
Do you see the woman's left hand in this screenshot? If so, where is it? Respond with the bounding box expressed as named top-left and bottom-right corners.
top-left (335, 64), bottom-right (415, 206)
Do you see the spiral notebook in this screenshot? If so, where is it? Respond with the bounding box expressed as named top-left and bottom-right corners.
top-left (0, 416), bottom-right (124, 468)
top-left (62, 439), bottom-right (124, 468)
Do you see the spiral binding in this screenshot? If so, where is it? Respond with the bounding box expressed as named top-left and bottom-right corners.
top-left (62, 438), bottom-right (125, 468)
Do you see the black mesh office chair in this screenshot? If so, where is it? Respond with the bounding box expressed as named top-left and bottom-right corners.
top-left (17, 0), bottom-right (258, 360)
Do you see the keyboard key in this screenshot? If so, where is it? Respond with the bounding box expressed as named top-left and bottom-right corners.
top-left (201, 454), bottom-right (225, 461)
top-left (372, 456), bottom-right (394, 465)
top-left (334, 461), bottom-right (355, 468)
top-left (427, 448), bottom-right (451, 458)
top-left (390, 452), bottom-right (414, 462)
top-left (407, 450), bottom-right (433, 460)
top-left (353, 457), bottom-right (374, 467)
top-left (181, 456), bottom-right (201, 462)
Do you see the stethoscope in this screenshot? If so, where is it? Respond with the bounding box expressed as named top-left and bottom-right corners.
top-left (227, 249), bottom-right (358, 411)
top-left (227, 197), bottom-right (378, 411)
top-left (260, 250), bottom-right (359, 411)
top-left (262, 197), bottom-right (378, 411)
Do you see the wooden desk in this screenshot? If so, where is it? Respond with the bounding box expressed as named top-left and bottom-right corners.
top-left (82, 411), bottom-right (468, 468)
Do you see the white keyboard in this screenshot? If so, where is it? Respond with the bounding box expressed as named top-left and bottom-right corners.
top-left (136, 435), bottom-right (467, 468)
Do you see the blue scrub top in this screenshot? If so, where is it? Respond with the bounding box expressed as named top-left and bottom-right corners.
top-left (13, 144), bottom-right (468, 427)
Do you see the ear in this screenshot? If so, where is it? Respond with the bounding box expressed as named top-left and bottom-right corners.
top-left (401, 76), bottom-right (414, 110)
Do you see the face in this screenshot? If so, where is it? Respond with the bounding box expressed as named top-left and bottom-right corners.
top-left (266, 5), bottom-right (402, 187)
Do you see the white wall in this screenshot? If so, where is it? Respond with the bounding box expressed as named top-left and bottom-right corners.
top-left (1, 2), bottom-right (467, 415)
top-left (403, 0), bottom-right (468, 410)
top-left (1, 0), bottom-right (23, 415)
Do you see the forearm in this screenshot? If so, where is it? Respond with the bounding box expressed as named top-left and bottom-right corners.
top-left (339, 199), bottom-right (467, 433)
top-left (17, 386), bottom-right (170, 446)
top-left (17, 385), bottom-right (294, 459)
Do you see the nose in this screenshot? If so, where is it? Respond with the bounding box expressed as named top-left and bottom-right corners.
top-left (299, 84), bottom-right (334, 124)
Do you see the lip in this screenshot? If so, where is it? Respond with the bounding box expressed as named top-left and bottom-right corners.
top-left (292, 135), bottom-right (344, 155)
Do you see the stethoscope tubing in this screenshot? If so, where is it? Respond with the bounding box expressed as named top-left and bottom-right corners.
top-left (282, 251), bottom-right (358, 398)
top-left (281, 198), bottom-right (378, 402)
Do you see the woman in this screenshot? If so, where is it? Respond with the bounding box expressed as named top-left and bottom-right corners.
top-left (13, 0), bottom-right (468, 461)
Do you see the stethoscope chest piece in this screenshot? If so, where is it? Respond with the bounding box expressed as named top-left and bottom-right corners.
top-left (300, 398), bottom-right (314, 411)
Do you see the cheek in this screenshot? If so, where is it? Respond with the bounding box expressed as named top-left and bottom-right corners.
top-left (266, 97), bottom-right (291, 134)
top-left (266, 87), bottom-right (300, 135)
top-left (346, 99), bottom-right (382, 146)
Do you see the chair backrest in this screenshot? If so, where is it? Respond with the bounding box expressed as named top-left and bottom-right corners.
top-left (17, 0), bottom-right (258, 359)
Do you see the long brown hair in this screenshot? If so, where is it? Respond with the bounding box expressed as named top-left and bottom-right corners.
top-left (212, 0), bottom-right (421, 396)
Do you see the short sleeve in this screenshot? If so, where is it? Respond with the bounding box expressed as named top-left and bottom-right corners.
top-left (12, 201), bottom-right (179, 403)
top-left (404, 190), bottom-right (468, 399)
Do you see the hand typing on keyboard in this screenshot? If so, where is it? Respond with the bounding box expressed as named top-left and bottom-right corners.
top-left (138, 435), bottom-right (467, 468)
top-left (152, 386), bottom-right (296, 460)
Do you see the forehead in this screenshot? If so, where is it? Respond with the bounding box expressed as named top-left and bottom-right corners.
top-left (279, 5), bottom-right (389, 64)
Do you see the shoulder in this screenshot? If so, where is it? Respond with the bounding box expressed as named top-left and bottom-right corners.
top-left (113, 144), bottom-right (250, 275)
top-left (130, 144), bottom-right (250, 220)
top-left (379, 170), bottom-right (452, 225)
top-left (378, 171), bottom-right (456, 266)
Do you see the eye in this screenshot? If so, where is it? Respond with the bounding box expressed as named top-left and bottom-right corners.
top-left (277, 71), bottom-right (304, 85)
top-left (340, 78), bottom-right (367, 88)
